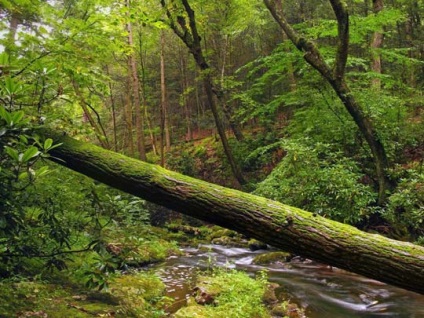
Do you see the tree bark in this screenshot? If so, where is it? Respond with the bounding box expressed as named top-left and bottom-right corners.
top-left (126, 0), bottom-right (146, 161)
top-left (179, 47), bottom-right (193, 141)
top-left (160, 30), bottom-right (171, 167)
top-left (370, 0), bottom-right (384, 90)
top-left (219, 35), bottom-right (245, 142)
top-left (124, 73), bottom-right (135, 156)
top-left (37, 129), bottom-right (424, 295)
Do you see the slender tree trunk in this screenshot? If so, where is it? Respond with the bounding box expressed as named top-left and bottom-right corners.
top-left (146, 110), bottom-right (157, 156)
top-left (179, 49), bottom-right (193, 141)
top-left (160, 0), bottom-right (245, 186)
top-left (370, 0), bottom-right (384, 90)
top-left (126, 0), bottom-right (146, 160)
top-left (160, 31), bottom-right (171, 154)
top-left (72, 81), bottom-right (109, 149)
top-left (124, 73), bottom-right (135, 156)
top-left (405, 12), bottom-right (417, 88)
top-left (219, 35), bottom-right (245, 141)
top-left (105, 66), bottom-right (118, 151)
top-left (36, 129), bottom-right (424, 295)
top-left (6, 12), bottom-right (20, 56)
top-left (137, 29), bottom-right (157, 156)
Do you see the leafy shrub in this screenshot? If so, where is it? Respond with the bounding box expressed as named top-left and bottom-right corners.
top-left (383, 167), bottom-right (424, 237)
top-left (166, 146), bottom-right (196, 176)
top-left (254, 139), bottom-right (376, 224)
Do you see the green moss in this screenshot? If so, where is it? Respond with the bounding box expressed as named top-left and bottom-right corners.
top-left (253, 252), bottom-right (291, 265)
top-left (207, 228), bottom-right (239, 240)
top-left (174, 269), bottom-right (271, 318)
top-left (111, 271), bottom-right (165, 301)
top-left (0, 280), bottom-right (113, 318)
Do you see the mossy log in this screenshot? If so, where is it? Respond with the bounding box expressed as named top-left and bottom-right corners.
top-left (38, 129), bottom-right (424, 294)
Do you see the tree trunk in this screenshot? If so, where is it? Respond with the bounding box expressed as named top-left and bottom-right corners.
top-left (160, 0), bottom-right (246, 186)
top-left (124, 73), bottom-right (135, 156)
top-left (370, 0), bottom-right (384, 90)
top-left (71, 80), bottom-right (110, 149)
top-left (37, 129), bottom-right (424, 295)
top-left (137, 30), bottom-right (157, 156)
top-left (219, 35), bottom-right (245, 142)
top-left (6, 12), bottom-right (20, 57)
top-left (126, 0), bottom-right (146, 161)
top-left (105, 66), bottom-right (118, 152)
top-left (160, 30), bottom-right (171, 167)
top-left (179, 48), bottom-right (193, 141)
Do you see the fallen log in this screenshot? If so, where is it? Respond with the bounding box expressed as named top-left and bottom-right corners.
top-left (38, 129), bottom-right (424, 294)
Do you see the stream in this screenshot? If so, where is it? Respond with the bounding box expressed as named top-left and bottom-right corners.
top-left (154, 244), bottom-right (424, 317)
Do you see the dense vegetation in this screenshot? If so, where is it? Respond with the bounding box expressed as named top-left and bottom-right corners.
top-left (0, 0), bottom-right (423, 316)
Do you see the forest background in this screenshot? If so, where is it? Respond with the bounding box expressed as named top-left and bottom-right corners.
top-left (0, 0), bottom-right (423, 315)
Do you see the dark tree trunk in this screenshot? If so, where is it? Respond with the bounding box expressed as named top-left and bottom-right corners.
top-left (37, 129), bottom-right (424, 295)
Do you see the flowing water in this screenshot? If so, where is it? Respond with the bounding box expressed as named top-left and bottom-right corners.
top-left (154, 244), bottom-right (424, 317)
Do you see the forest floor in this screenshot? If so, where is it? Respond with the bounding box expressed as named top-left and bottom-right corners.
top-left (0, 223), bottom-right (304, 318)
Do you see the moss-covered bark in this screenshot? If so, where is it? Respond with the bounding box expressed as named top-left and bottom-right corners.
top-left (37, 129), bottom-right (424, 294)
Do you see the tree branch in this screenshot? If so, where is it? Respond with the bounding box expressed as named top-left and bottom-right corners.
top-left (160, 0), bottom-right (191, 44)
top-left (329, 0), bottom-right (349, 81)
top-left (263, 0), bottom-right (334, 81)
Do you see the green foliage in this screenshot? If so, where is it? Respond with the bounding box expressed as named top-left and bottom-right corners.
top-left (0, 105), bottom-right (171, 289)
top-left (112, 271), bottom-right (170, 317)
top-left (254, 139), bottom-right (376, 224)
top-left (175, 269), bottom-right (270, 318)
top-left (166, 145), bottom-right (196, 176)
top-left (0, 106), bottom-right (70, 275)
top-left (383, 167), bottom-right (424, 236)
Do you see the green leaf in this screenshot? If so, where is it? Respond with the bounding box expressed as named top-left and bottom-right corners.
top-left (18, 171), bottom-right (29, 180)
top-left (0, 127), bottom-right (6, 137)
top-left (19, 135), bottom-right (28, 144)
top-left (4, 77), bottom-right (19, 95)
top-left (0, 106), bottom-right (7, 120)
top-left (2, 110), bottom-right (12, 126)
top-left (43, 138), bottom-right (53, 150)
top-left (35, 165), bottom-right (50, 178)
top-left (5, 146), bottom-right (19, 161)
top-left (21, 146), bottom-right (40, 163)
top-left (11, 111), bottom-right (24, 125)
top-left (47, 142), bottom-right (63, 151)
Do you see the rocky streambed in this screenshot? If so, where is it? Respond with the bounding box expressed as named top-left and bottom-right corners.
top-left (154, 244), bottom-right (424, 317)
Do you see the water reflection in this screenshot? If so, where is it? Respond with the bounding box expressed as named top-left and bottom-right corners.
top-left (155, 244), bottom-right (424, 317)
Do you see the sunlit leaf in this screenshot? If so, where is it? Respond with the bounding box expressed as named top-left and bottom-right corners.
top-left (21, 146), bottom-right (40, 163)
top-left (35, 165), bottom-right (50, 178)
top-left (44, 138), bottom-right (53, 150)
top-left (18, 171), bottom-right (29, 180)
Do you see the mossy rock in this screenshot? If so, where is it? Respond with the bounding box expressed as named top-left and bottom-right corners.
top-left (252, 252), bottom-right (291, 265)
top-left (248, 239), bottom-right (268, 251)
top-left (262, 283), bottom-right (279, 305)
top-left (174, 302), bottom-right (208, 318)
top-left (271, 301), bottom-right (305, 318)
top-left (211, 236), bottom-right (247, 247)
top-left (110, 272), bottom-right (165, 301)
top-left (207, 228), bottom-right (240, 240)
